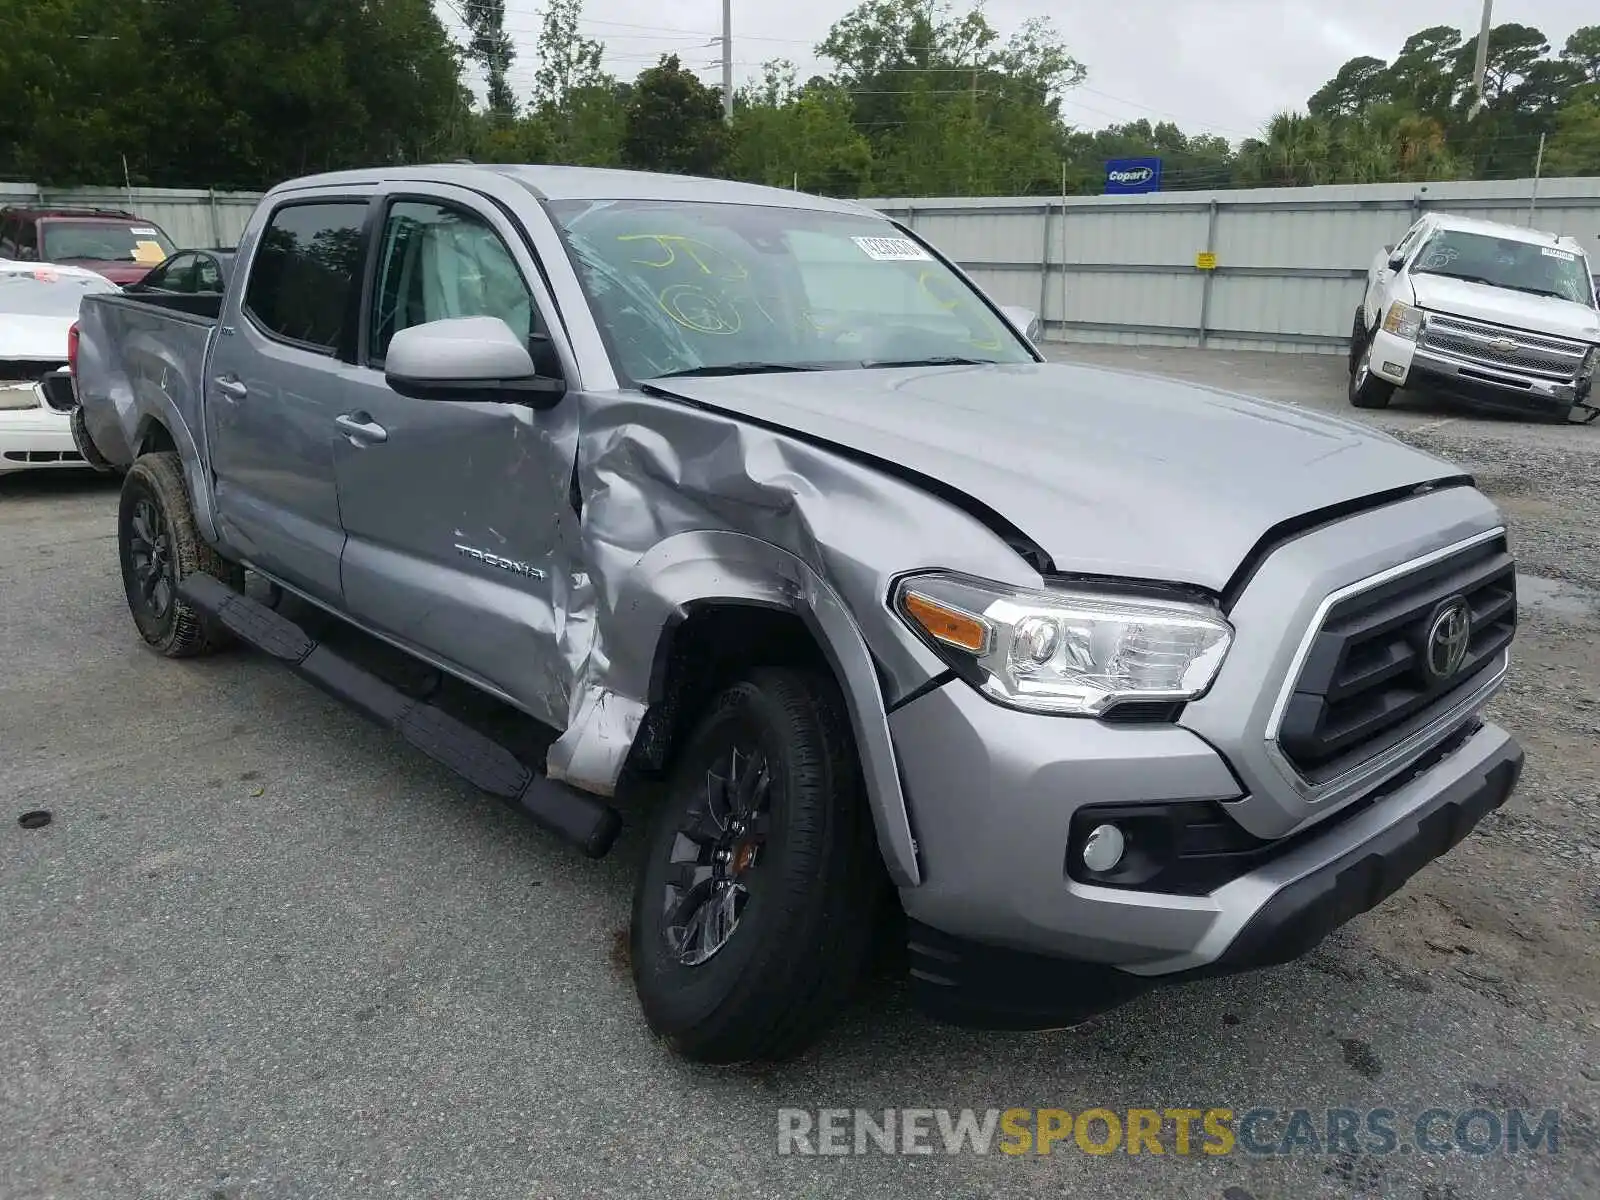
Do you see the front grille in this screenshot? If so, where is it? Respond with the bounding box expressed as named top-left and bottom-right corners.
top-left (1418, 314), bottom-right (1587, 381)
top-left (1277, 535), bottom-right (1516, 784)
top-left (0, 358), bottom-right (64, 383)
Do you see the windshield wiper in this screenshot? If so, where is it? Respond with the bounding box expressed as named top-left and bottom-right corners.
top-left (857, 355), bottom-right (998, 369)
top-left (1412, 269), bottom-right (1501, 288)
top-left (651, 361), bottom-right (821, 379)
top-left (1500, 283), bottom-right (1570, 301)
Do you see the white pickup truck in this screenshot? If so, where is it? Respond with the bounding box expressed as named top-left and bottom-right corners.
top-left (1349, 213), bottom-right (1599, 423)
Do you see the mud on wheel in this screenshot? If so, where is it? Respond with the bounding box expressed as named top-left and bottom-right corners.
top-left (630, 667), bottom-right (884, 1063)
top-left (118, 451), bottom-right (242, 657)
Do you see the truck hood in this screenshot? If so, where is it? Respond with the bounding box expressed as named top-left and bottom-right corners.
top-left (1408, 273), bottom-right (1600, 343)
top-left (647, 362), bottom-right (1463, 591)
top-left (0, 313), bottom-right (73, 361)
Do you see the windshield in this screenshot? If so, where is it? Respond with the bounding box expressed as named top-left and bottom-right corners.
top-left (41, 220), bottom-right (174, 267)
top-left (0, 267), bottom-right (116, 317)
top-left (1411, 229), bottom-right (1595, 305)
top-left (545, 199), bottom-right (1033, 382)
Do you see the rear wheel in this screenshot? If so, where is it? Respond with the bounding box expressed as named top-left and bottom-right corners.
top-left (630, 667), bottom-right (883, 1063)
top-left (118, 451), bottom-right (241, 657)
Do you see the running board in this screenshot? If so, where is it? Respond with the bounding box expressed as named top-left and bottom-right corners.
top-left (179, 572), bottom-right (622, 858)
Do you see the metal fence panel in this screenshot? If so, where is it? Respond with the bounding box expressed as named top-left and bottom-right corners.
top-left (0, 183), bottom-right (264, 252)
top-left (870, 177), bottom-right (1600, 354)
top-left (5, 178), bottom-right (1595, 355)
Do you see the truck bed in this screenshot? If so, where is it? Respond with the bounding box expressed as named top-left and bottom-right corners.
top-left (75, 291), bottom-right (219, 469)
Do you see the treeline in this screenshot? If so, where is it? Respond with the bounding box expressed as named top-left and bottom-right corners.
top-left (0, 0), bottom-right (1595, 196)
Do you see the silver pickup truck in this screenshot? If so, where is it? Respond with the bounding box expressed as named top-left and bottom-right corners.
top-left (73, 165), bottom-right (1523, 1062)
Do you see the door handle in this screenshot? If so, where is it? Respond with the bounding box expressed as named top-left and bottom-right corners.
top-left (214, 375), bottom-right (247, 400)
top-left (335, 413), bottom-right (388, 445)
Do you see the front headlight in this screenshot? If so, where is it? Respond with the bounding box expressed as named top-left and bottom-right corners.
top-left (893, 572), bottom-right (1234, 716)
top-left (1382, 301), bottom-right (1425, 341)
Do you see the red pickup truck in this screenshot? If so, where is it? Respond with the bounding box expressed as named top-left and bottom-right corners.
top-left (0, 206), bottom-right (177, 286)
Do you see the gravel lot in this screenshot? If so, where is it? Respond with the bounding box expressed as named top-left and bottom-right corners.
top-left (3, 345), bottom-right (1597, 1200)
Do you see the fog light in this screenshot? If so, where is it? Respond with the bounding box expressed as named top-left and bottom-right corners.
top-left (1081, 823), bottom-right (1126, 873)
top-left (1382, 361), bottom-right (1405, 378)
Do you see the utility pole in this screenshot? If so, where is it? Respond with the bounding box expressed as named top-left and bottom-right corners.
top-left (1527, 132), bottom-right (1546, 226)
top-left (721, 0), bottom-right (734, 122)
top-left (1467, 0), bottom-right (1493, 120)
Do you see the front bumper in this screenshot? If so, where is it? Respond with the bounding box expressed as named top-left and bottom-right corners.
top-left (1369, 327), bottom-right (1587, 418)
top-left (0, 405), bottom-right (84, 474)
top-left (897, 697), bottom-right (1522, 1029)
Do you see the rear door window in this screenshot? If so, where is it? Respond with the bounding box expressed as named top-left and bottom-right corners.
top-left (244, 201), bottom-right (369, 353)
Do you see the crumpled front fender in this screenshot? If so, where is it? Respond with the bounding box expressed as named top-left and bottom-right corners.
top-left (546, 528), bottom-right (922, 887)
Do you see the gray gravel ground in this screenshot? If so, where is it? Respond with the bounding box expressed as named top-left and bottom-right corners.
top-left (2, 346), bottom-right (1598, 1200)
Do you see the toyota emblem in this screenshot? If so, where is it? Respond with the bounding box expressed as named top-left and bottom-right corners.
top-left (1424, 598), bottom-right (1473, 681)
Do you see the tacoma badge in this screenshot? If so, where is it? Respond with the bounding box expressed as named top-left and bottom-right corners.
top-left (454, 543), bottom-right (545, 579)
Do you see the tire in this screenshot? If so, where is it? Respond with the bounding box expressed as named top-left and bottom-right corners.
top-left (630, 667), bottom-right (883, 1063)
top-left (1348, 333), bottom-right (1395, 410)
top-left (1347, 307), bottom-right (1367, 376)
top-left (117, 451), bottom-right (242, 657)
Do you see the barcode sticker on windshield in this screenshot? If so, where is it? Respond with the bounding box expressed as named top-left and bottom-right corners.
top-left (1541, 246), bottom-right (1576, 260)
top-left (131, 227), bottom-right (159, 236)
top-left (853, 236), bottom-right (932, 262)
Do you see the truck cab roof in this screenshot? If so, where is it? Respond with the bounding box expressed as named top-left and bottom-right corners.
top-left (1421, 212), bottom-right (1588, 257)
top-left (269, 163), bottom-right (879, 217)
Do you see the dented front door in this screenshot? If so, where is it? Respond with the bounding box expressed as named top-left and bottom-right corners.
top-left (331, 187), bottom-right (580, 728)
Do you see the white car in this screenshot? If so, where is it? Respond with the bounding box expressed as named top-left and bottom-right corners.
top-left (0, 259), bottom-right (118, 475)
top-left (1349, 213), bottom-right (1600, 422)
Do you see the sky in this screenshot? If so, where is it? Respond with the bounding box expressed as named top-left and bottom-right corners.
top-left (441, 0), bottom-right (1588, 144)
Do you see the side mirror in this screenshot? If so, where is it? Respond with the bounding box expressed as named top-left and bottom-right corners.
top-left (384, 316), bottom-right (564, 407)
top-left (1000, 304), bottom-right (1042, 343)
top-left (1386, 250), bottom-right (1406, 269)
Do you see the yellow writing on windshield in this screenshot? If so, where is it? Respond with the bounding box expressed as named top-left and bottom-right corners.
top-left (617, 234), bottom-right (749, 281)
top-left (658, 283), bottom-right (742, 335)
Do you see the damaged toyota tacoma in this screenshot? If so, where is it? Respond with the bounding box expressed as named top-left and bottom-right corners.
top-left (72, 166), bottom-right (1523, 1062)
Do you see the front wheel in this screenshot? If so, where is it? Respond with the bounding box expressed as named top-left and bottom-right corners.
top-left (630, 667), bottom-right (883, 1063)
top-left (1348, 337), bottom-right (1395, 410)
top-left (118, 451), bottom-right (242, 657)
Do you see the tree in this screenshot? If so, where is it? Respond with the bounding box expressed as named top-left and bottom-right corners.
top-left (1386, 26), bottom-right (1462, 116)
top-left (729, 64), bottom-right (873, 194)
top-left (817, 0), bottom-right (1083, 196)
top-left (462, 0), bottom-right (516, 118)
top-left (1309, 57), bottom-right (1391, 119)
top-left (0, 0), bottom-right (464, 187)
top-left (1562, 26), bottom-right (1600, 85)
top-left (622, 55), bottom-right (728, 176)
top-left (1545, 94), bottom-right (1600, 176)
top-left (528, 0), bottom-right (623, 166)
top-left (531, 0), bottom-right (605, 109)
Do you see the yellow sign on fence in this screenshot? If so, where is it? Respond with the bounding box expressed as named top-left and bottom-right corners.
top-left (1195, 252), bottom-right (1218, 271)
